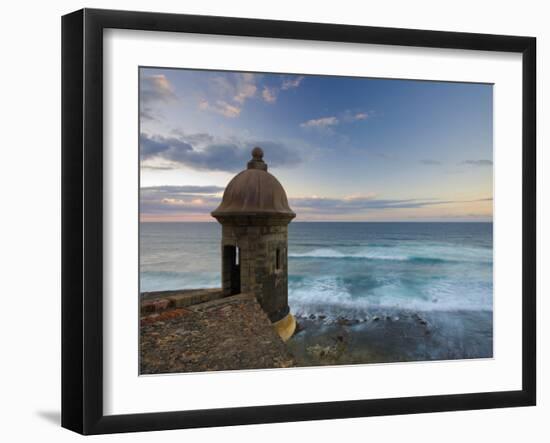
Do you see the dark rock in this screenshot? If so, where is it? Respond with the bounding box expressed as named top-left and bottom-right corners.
top-left (306, 344), bottom-right (339, 361)
top-left (337, 317), bottom-right (351, 326)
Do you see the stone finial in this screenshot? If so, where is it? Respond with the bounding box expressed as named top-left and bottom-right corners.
top-left (252, 146), bottom-right (264, 160)
top-left (247, 146), bottom-right (268, 171)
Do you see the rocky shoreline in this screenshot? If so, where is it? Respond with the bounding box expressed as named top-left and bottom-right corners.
top-left (140, 289), bottom-right (492, 374)
top-left (289, 308), bottom-right (493, 367)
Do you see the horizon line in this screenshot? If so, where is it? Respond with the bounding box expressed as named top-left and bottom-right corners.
top-left (139, 220), bottom-right (493, 223)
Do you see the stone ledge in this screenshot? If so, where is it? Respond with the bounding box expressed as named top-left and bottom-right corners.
top-left (140, 292), bottom-right (295, 373)
top-left (140, 288), bottom-right (224, 314)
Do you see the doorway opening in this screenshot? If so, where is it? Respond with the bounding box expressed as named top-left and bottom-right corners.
top-left (223, 245), bottom-right (241, 295)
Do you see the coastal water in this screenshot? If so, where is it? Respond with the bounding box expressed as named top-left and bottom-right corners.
top-left (140, 222), bottom-right (493, 362)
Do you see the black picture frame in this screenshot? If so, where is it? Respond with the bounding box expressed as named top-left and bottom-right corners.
top-left (61, 8), bottom-right (536, 435)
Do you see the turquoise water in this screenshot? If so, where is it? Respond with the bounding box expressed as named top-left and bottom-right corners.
top-left (140, 222), bottom-right (493, 319)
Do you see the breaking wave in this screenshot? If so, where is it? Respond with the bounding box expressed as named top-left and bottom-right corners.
top-left (288, 274), bottom-right (493, 320)
top-left (289, 244), bottom-right (492, 264)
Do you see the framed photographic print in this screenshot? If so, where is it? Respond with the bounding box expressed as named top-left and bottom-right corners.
top-left (61, 8), bottom-right (536, 435)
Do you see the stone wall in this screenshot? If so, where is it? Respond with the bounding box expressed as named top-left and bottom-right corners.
top-left (221, 224), bottom-right (289, 322)
top-left (140, 288), bottom-right (224, 314)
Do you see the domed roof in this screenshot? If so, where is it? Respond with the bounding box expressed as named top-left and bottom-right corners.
top-left (211, 147), bottom-right (296, 219)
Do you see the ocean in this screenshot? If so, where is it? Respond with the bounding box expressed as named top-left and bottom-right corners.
top-left (140, 222), bottom-right (493, 362)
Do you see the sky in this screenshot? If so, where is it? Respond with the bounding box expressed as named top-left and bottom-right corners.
top-left (139, 67), bottom-right (493, 222)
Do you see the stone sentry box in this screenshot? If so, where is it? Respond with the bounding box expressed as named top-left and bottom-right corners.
top-left (211, 147), bottom-right (296, 340)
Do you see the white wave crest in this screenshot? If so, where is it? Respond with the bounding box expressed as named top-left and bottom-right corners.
top-left (289, 243), bottom-right (492, 264)
top-left (288, 275), bottom-right (492, 319)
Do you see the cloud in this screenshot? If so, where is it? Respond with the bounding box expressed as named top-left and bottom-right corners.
top-left (141, 185), bottom-right (225, 195)
top-left (343, 192), bottom-right (377, 201)
top-left (262, 87), bottom-right (277, 103)
top-left (301, 110), bottom-right (370, 131)
top-left (140, 75), bottom-right (176, 121)
top-left (140, 134), bottom-right (192, 159)
top-left (420, 159), bottom-right (442, 165)
top-left (209, 75), bottom-right (235, 97)
top-left (289, 195), bottom-right (493, 215)
top-left (141, 164), bottom-right (176, 171)
top-left (140, 184), bottom-right (492, 219)
top-left (461, 159), bottom-right (493, 166)
top-left (141, 74), bottom-right (176, 103)
top-left (199, 99), bottom-right (241, 118)
top-left (171, 131), bottom-right (215, 145)
top-left (342, 111), bottom-right (370, 123)
top-left (140, 133), bottom-right (301, 172)
top-left (201, 73), bottom-right (257, 117)
top-left (289, 195), bottom-right (456, 214)
top-left (140, 185), bottom-right (222, 215)
top-left (140, 74), bottom-right (177, 121)
top-left (233, 73), bottom-right (258, 104)
top-left (353, 112), bottom-right (369, 121)
top-left (213, 101), bottom-right (241, 118)
top-left (198, 99), bottom-right (209, 111)
top-left (461, 197), bottom-right (493, 203)
top-left (262, 75), bottom-right (304, 103)
top-left (300, 116), bottom-right (339, 129)
top-left (200, 73), bottom-right (305, 117)
top-left (281, 76), bottom-right (304, 90)
top-left (140, 109), bottom-right (157, 121)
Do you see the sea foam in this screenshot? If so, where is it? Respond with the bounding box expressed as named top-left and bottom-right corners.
top-left (289, 242), bottom-right (492, 264)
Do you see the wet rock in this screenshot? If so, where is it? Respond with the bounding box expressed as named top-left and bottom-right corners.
top-left (294, 321), bottom-right (305, 335)
top-left (309, 314), bottom-right (316, 320)
top-left (413, 313), bottom-right (428, 326)
top-left (307, 344), bottom-right (338, 360)
top-left (372, 316), bottom-right (380, 322)
top-left (318, 315), bottom-right (326, 320)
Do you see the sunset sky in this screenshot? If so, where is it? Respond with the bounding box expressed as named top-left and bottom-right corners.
top-left (139, 67), bottom-right (493, 222)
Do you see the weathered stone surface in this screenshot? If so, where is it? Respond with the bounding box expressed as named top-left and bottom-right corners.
top-left (211, 147), bottom-right (295, 219)
top-left (140, 288), bottom-right (224, 314)
top-left (140, 293), bottom-right (295, 374)
top-left (141, 298), bottom-right (173, 313)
